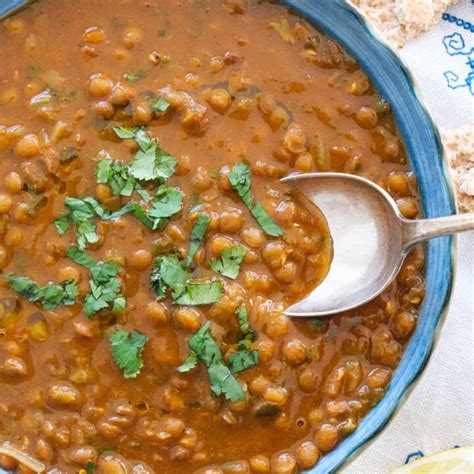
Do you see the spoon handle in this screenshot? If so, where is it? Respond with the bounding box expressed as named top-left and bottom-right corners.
top-left (402, 212), bottom-right (474, 248)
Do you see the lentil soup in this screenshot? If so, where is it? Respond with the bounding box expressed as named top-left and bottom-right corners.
top-left (0, 1), bottom-right (425, 473)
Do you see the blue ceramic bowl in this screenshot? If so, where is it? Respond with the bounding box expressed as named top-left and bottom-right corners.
top-left (0, 1), bottom-right (456, 473)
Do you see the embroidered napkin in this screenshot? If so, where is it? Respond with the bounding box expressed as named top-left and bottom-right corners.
top-left (343, 1), bottom-right (474, 472)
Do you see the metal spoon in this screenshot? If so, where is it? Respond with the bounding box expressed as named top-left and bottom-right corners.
top-left (281, 172), bottom-right (474, 317)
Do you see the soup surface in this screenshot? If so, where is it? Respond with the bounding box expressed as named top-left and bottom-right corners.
top-left (0, 1), bottom-right (425, 473)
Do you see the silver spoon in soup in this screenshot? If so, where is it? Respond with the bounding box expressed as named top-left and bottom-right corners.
top-left (282, 172), bottom-right (474, 317)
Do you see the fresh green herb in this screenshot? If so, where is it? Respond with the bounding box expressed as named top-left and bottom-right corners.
top-left (123, 69), bottom-right (147, 82)
top-left (150, 96), bottom-right (171, 113)
top-left (185, 214), bottom-right (210, 268)
top-left (177, 321), bottom-right (245, 402)
top-left (229, 163), bottom-right (283, 237)
top-left (54, 213), bottom-right (70, 235)
top-left (235, 305), bottom-right (254, 340)
top-left (86, 461), bottom-right (95, 474)
top-left (151, 254), bottom-right (190, 300)
top-left (7, 274), bottom-right (78, 310)
top-left (133, 186), bottom-right (183, 230)
top-left (151, 254), bottom-right (222, 305)
top-left (229, 348), bottom-right (259, 373)
top-left (113, 126), bottom-right (177, 182)
top-left (67, 246), bottom-right (126, 317)
top-left (55, 197), bottom-right (133, 250)
top-left (210, 245), bottom-right (247, 279)
top-left (60, 146), bottom-right (79, 163)
top-left (228, 305), bottom-right (259, 373)
top-left (96, 158), bottom-right (136, 197)
top-left (310, 318), bottom-right (324, 331)
top-left (209, 168), bottom-right (219, 179)
top-left (177, 352), bottom-right (198, 372)
top-left (174, 281), bottom-right (223, 305)
top-left (109, 328), bottom-right (148, 379)
top-left (95, 156), bottom-right (151, 201)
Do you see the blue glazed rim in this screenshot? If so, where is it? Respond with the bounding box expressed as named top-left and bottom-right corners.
top-left (0, 1), bottom-right (455, 473)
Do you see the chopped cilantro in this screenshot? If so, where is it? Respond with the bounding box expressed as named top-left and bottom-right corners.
top-left (150, 96), bottom-right (171, 113)
top-left (229, 348), bottom-right (259, 373)
top-left (235, 305), bottom-right (254, 340)
top-left (55, 197), bottom-right (133, 250)
top-left (112, 126), bottom-right (177, 182)
top-left (108, 328), bottom-right (148, 379)
top-left (185, 214), bottom-right (210, 268)
top-left (176, 352), bottom-right (198, 372)
top-left (310, 318), bottom-right (324, 331)
top-left (210, 245), bottom-right (247, 279)
top-left (54, 213), bottom-right (70, 235)
top-left (174, 281), bottom-right (223, 305)
top-left (96, 157), bottom-right (136, 197)
top-left (177, 321), bottom-right (245, 402)
top-left (133, 186), bottom-right (183, 230)
top-left (7, 274), bottom-right (78, 310)
top-left (151, 254), bottom-right (190, 300)
top-left (229, 163), bottom-right (283, 237)
top-left (86, 461), bottom-right (95, 474)
top-left (66, 246), bottom-right (126, 317)
top-left (150, 254), bottom-right (222, 305)
top-left (123, 69), bottom-right (147, 82)
top-left (228, 306), bottom-right (259, 373)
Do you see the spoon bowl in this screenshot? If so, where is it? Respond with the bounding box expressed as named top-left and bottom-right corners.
top-left (282, 173), bottom-right (474, 317)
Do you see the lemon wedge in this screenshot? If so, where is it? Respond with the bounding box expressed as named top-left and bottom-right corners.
top-left (392, 447), bottom-right (474, 473)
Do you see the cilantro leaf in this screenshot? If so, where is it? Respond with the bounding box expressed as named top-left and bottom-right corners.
top-left (54, 213), bottom-right (70, 235)
top-left (7, 274), bottom-right (78, 310)
top-left (229, 347), bottom-right (259, 373)
top-left (176, 352), bottom-right (198, 372)
top-left (96, 157), bottom-right (136, 197)
top-left (148, 186), bottom-right (183, 218)
top-left (57, 197), bottom-right (133, 250)
top-left (86, 461), bottom-right (95, 474)
top-left (185, 214), bottom-right (210, 268)
top-left (151, 254), bottom-right (190, 300)
top-left (123, 70), bottom-right (147, 82)
top-left (112, 126), bottom-right (136, 140)
top-left (310, 318), bottom-right (325, 331)
top-left (235, 305), bottom-right (254, 340)
top-left (134, 186), bottom-right (183, 230)
top-left (210, 245), bottom-right (247, 279)
top-left (174, 281), bottom-right (223, 305)
top-left (150, 255), bottom-right (222, 305)
top-left (182, 321), bottom-right (245, 402)
top-left (228, 305), bottom-right (259, 373)
top-left (108, 329), bottom-right (148, 379)
top-left (66, 246), bottom-right (126, 317)
top-left (151, 96), bottom-right (171, 113)
top-left (229, 163), bottom-right (283, 237)
top-left (250, 202), bottom-right (284, 238)
top-left (113, 126), bottom-right (177, 182)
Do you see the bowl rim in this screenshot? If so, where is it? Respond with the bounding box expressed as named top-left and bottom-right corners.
top-left (0, 1), bottom-right (457, 473)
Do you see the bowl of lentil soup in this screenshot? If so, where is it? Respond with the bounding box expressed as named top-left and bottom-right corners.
top-left (0, 0), bottom-right (455, 473)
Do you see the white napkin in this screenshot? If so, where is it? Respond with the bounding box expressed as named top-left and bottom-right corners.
top-left (342, 1), bottom-right (474, 472)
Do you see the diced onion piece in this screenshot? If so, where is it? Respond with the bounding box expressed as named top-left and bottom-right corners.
top-left (0, 443), bottom-right (46, 473)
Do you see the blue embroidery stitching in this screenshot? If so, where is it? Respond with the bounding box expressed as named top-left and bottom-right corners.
top-left (405, 451), bottom-right (425, 464)
top-left (442, 32), bottom-right (474, 95)
top-left (442, 13), bottom-right (474, 33)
